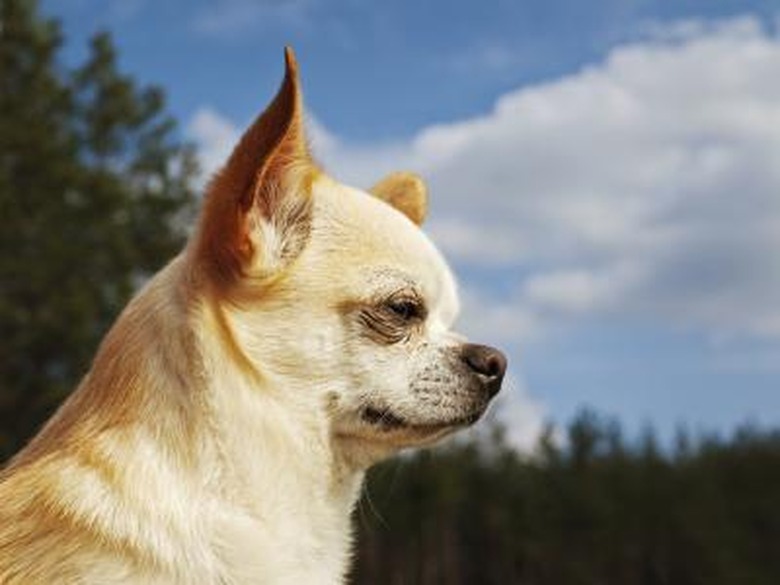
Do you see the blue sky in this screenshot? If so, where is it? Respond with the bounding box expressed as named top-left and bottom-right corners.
top-left (47, 0), bottom-right (780, 449)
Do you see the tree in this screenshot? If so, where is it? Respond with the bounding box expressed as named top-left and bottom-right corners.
top-left (0, 0), bottom-right (196, 460)
top-left (354, 415), bottom-right (780, 585)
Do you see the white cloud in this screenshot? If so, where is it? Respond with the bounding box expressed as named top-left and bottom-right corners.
top-left (523, 265), bottom-right (643, 315)
top-left (186, 107), bottom-right (241, 187)
top-left (187, 16), bottom-right (780, 447)
top-left (187, 15), bottom-right (780, 340)
top-left (473, 373), bottom-right (548, 453)
top-left (310, 15), bottom-right (780, 341)
top-left (426, 218), bottom-right (531, 266)
top-left (306, 115), bottom-right (423, 189)
top-left (456, 285), bottom-right (542, 346)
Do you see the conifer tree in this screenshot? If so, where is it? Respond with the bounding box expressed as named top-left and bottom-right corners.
top-left (0, 0), bottom-right (196, 459)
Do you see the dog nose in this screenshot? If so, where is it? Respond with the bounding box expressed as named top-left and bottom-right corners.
top-left (461, 343), bottom-right (507, 397)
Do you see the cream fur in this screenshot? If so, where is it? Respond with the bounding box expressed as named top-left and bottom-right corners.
top-left (0, 50), bottom-right (504, 584)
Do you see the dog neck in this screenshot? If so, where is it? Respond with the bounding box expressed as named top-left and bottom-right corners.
top-left (181, 255), bottom-right (366, 582)
top-left (6, 255), bottom-right (364, 583)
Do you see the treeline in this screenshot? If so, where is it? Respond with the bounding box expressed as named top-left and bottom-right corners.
top-left (354, 413), bottom-right (780, 585)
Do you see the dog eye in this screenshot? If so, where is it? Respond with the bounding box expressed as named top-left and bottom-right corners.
top-left (386, 299), bottom-right (422, 321)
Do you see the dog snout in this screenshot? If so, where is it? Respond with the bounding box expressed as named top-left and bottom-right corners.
top-left (461, 343), bottom-right (507, 398)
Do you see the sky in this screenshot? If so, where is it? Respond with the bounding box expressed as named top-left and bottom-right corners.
top-left (46, 0), bottom-right (780, 450)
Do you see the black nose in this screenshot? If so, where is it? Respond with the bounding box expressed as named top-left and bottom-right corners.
top-left (461, 343), bottom-right (507, 397)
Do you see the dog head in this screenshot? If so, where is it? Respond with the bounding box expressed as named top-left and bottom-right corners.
top-left (192, 49), bottom-right (506, 466)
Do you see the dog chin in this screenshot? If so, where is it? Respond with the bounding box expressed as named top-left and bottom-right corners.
top-left (332, 404), bottom-right (486, 457)
top-left (359, 405), bottom-right (484, 432)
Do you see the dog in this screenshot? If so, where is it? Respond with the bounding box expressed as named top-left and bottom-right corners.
top-left (0, 48), bottom-right (506, 584)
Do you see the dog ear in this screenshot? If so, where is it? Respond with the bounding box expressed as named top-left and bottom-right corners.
top-left (369, 172), bottom-right (427, 225)
top-left (195, 47), bottom-right (317, 286)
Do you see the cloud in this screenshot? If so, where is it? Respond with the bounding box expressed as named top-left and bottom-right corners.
top-left (187, 16), bottom-right (780, 448)
top-left (306, 117), bottom-right (416, 188)
top-left (190, 18), bottom-right (780, 339)
top-left (474, 373), bottom-right (548, 454)
top-left (311, 15), bottom-right (780, 341)
top-left (186, 107), bottom-right (241, 186)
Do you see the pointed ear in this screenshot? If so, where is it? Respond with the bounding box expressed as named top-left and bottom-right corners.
top-left (369, 172), bottom-right (428, 226)
top-left (195, 47), bottom-right (317, 286)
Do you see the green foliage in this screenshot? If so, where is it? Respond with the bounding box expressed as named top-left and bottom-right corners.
top-left (0, 0), bottom-right (196, 459)
top-left (355, 414), bottom-right (780, 584)
top-left (2, 5), bottom-right (779, 583)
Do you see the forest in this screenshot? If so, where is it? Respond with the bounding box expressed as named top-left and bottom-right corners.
top-left (354, 416), bottom-right (780, 584)
top-left (2, 2), bottom-right (779, 583)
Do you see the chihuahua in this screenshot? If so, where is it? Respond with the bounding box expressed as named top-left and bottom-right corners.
top-left (0, 48), bottom-right (506, 584)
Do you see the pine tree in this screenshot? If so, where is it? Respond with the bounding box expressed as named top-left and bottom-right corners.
top-left (0, 0), bottom-right (196, 459)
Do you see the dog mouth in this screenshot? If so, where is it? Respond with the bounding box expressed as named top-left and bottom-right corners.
top-left (360, 405), bottom-right (483, 431)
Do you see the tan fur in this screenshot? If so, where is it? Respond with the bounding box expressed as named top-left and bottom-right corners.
top-left (369, 172), bottom-right (428, 225)
top-left (0, 48), bottom-right (504, 584)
